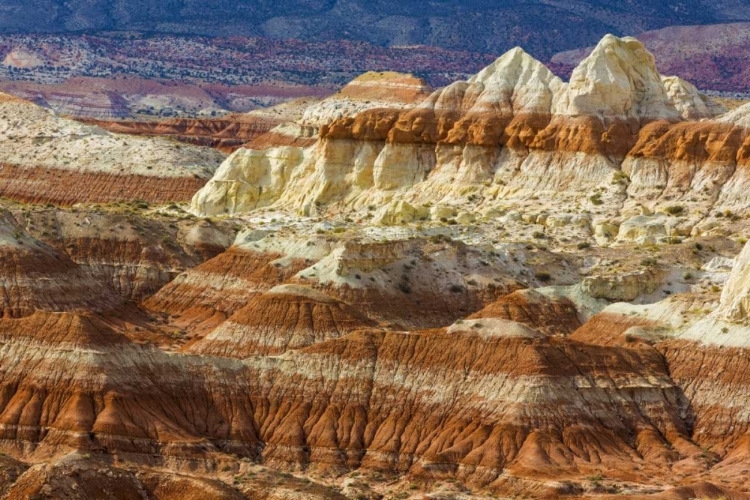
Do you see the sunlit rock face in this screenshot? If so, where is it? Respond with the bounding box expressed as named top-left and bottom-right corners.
top-left (0, 91), bottom-right (225, 205)
top-left (193, 34), bottom-right (740, 226)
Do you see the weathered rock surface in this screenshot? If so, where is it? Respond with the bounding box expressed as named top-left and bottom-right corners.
top-left (1, 31), bottom-right (750, 500)
top-left (717, 241), bottom-right (750, 323)
top-left (192, 34), bottom-right (738, 224)
top-left (0, 92), bottom-right (225, 205)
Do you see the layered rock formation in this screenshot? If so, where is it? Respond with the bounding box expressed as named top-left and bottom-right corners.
top-left (717, 241), bottom-right (750, 323)
top-left (76, 97), bottom-right (326, 154)
top-left (0, 213), bottom-right (123, 317)
top-left (1, 32), bottom-right (750, 500)
top-left (8, 205), bottom-right (236, 302)
top-left (193, 35), bottom-right (737, 226)
top-left (0, 92), bottom-right (225, 205)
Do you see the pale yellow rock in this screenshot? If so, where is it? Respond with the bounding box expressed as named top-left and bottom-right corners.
top-left (191, 146), bottom-right (304, 216)
top-left (546, 214), bottom-right (591, 229)
top-left (662, 75), bottom-right (726, 120)
top-left (717, 241), bottom-right (750, 323)
top-left (594, 222), bottom-right (620, 244)
top-left (455, 212), bottom-right (476, 224)
top-left (617, 215), bottom-right (669, 245)
top-left (465, 46), bottom-right (563, 115)
top-left (553, 34), bottom-right (680, 121)
top-left (373, 143), bottom-right (434, 191)
top-left (430, 205), bottom-right (457, 221)
top-left (375, 200), bottom-right (428, 225)
top-left (582, 269), bottom-right (664, 301)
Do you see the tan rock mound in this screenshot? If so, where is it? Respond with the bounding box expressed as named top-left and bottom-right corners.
top-left (144, 234), bottom-right (334, 333)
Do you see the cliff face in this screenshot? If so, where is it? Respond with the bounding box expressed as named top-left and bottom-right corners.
top-left (193, 35), bottom-right (744, 226)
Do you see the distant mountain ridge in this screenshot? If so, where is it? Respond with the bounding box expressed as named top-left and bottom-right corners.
top-left (550, 22), bottom-right (750, 94)
top-left (1, 0), bottom-right (750, 59)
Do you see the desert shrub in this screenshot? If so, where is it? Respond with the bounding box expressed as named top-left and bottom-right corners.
top-left (665, 205), bottom-right (684, 216)
top-left (535, 272), bottom-right (552, 282)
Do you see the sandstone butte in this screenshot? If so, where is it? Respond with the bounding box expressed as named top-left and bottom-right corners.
top-left (0, 34), bottom-right (750, 500)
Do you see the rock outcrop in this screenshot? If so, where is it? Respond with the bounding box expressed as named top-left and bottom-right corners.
top-left (717, 241), bottom-right (750, 323)
top-left (192, 35), bottom-right (735, 223)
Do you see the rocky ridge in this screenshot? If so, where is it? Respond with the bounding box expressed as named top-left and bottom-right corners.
top-left (0, 91), bottom-right (225, 205)
top-left (193, 34), bottom-right (745, 236)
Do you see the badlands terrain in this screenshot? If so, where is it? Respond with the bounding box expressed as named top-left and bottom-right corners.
top-left (0, 33), bottom-right (750, 499)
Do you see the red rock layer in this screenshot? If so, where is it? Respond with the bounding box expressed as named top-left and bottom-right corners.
top-left (0, 164), bottom-right (208, 205)
top-left (320, 106), bottom-right (640, 158)
top-left (629, 121), bottom-right (749, 165)
top-left (143, 247), bottom-right (313, 333)
top-left (0, 317), bottom-right (696, 490)
top-left (319, 280), bottom-right (513, 329)
top-left (78, 115), bottom-right (281, 154)
top-left (186, 287), bottom-right (378, 357)
top-left (467, 289), bottom-right (581, 335)
top-left (660, 341), bottom-right (750, 453)
top-left (0, 235), bottom-right (123, 318)
top-left (244, 130), bottom-right (318, 150)
top-left (569, 312), bottom-right (656, 346)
